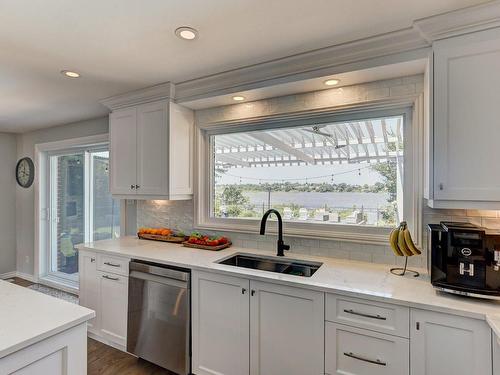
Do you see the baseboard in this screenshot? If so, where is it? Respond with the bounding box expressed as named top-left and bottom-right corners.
top-left (88, 331), bottom-right (128, 353)
top-left (0, 271), bottom-right (17, 280)
top-left (15, 271), bottom-right (37, 283)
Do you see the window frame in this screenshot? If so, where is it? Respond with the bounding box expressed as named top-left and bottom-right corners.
top-left (194, 100), bottom-right (424, 246)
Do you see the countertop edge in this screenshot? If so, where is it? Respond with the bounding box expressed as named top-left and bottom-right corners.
top-left (0, 311), bottom-right (95, 359)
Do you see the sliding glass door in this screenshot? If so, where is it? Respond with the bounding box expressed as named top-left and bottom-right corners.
top-left (46, 146), bottom-right (120, 287)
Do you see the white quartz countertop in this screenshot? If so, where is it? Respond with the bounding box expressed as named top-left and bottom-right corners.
top-left (0, 280), bottom-right (95, 358)
top-left (79, 236), bottom-right (500, 336)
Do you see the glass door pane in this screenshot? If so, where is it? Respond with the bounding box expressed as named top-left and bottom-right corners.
top-left (91, 150), bottom-right (120, 241)
top-left (49, 152), bottom-right (85, 280)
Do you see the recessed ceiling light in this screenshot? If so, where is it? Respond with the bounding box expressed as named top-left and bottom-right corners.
top-left (61, 70), bottom-right (81, 78)
top-left (175, 26), bottom-right (198, 40)
top-left (324, 78), bottom-right (340, 86)
top-left (232, 96), bottom-right (245, 101)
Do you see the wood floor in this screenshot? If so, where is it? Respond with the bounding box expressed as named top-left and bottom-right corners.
top-left (10, 277), bottom-right (174, 375)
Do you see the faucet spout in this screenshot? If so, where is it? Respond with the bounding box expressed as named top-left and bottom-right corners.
top-left (260, 209), bottom-right (290, 256)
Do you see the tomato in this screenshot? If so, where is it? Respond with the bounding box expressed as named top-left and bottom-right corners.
top-left (206, 240), bottom-right (219, 246)
top-left (218, 237), bottom-right (228, 245)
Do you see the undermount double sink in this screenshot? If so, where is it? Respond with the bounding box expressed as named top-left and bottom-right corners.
top-left (218, 253), bottom-right (322, 277)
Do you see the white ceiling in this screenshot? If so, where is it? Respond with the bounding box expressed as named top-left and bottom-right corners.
top-left (0, 0), bottom-right (488, 133)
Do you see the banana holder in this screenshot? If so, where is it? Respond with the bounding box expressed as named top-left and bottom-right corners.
top-left (388, 221), bottom-right (421, 277)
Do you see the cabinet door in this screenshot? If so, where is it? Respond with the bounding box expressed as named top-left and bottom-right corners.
top-left (192, 271), bottom-right (250, 375)
top-left (494, 333), bottom-right (500, 375)
top-left (98, 272), bottom-right (128, 347)
top-left (434, 28), bottom-right (500, 201)
top-left (78, 251), bottom-right (100, 334)
top-left (249, 280), bottom-right (324, 375)
top-left (410, 309), bottom-right (491, 375)
top-left (109, 108), bottom-right (137, 195)
top-left (136, 101), bottom-right (169, 196)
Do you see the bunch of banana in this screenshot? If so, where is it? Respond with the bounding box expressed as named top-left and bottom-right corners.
top-left (389, 221), bottom-right (421, 257)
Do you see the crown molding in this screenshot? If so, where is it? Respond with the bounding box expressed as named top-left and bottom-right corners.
top-left (414, 0), bottom-right (500, 43)
top-left (100, 82), bottom-right (175, 111)
top-left (175, 28), bottom-right (429, 103)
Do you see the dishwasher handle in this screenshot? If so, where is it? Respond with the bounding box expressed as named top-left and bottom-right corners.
top-left (130, 270), bottom-right (189, 289)
top-left (130, 260), bottom-right (190, 282)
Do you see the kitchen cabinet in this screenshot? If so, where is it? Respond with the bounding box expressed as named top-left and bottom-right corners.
top-left (109, 100), bottom-right (193, 200)
top-left (191, 271), bottom-right (324, 375)
top-left (429, 27), bottom-right (500, 208)
top-left (192, 271), bottom-right (250, 375)
top-left (98, 271), bottom-right (128, 347)
top-left (410, 309), bottom-right (492, 375)
top-left (249, 280), bottom-right (324, 375)
top-left (325, 322), bottom-right (409, 375)
top-left (78, 251), bottom-right (100, 334)
top-left (494, 332), bottom-right (500, 375)
top-left (78, 249), bottom-right (129, 350)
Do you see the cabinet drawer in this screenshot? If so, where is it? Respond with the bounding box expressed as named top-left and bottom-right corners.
top-left (326, 294), bottom-right (409, 337)
top-left (325, 322), bottom-right (409, 375)
top-left (97, 254), bottom-right (129, 276)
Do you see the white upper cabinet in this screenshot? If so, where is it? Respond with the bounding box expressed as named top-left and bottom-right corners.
top-left (103, 83), bottom-right (193, 200)
top-left (109, 101), bottom-right (193, 199)
top-left (431, 27), bottom-right (500, 208)
top-left (109, 108), bottom-right (137, 195)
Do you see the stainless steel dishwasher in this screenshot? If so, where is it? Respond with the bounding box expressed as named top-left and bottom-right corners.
top-left (127, 260), bottom-right (190, 375)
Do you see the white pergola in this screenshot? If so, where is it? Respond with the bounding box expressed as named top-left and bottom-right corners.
top-left (214, 117), bottom-right (403, 169)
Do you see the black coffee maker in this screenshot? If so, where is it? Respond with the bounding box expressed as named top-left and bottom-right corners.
top-left (428, 222), bottom-right (500, 299)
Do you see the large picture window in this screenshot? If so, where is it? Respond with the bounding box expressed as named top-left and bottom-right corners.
top-left (211, 115), bottom-right (404, 228)
top-left (196, 105), bottom-right (420, 244)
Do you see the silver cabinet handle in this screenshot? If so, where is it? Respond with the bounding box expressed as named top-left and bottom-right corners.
top-left (344, 352), bottom-right (387, 366)
top-left (104, 262), bottom-right (121, 267)
top-left (102, 275), bottom-right (119, 281)
top-left (344, 309), bottom-right (387, 320)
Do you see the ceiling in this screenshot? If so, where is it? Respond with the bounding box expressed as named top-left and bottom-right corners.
top-left (0, 0), bottom-right (488, 133)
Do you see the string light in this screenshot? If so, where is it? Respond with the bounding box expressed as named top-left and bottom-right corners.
top-left (224, 165), bottom-right (373, 183)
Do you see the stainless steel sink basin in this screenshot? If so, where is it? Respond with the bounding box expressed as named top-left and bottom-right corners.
top-left (217, 253), bottom-right (322, 277)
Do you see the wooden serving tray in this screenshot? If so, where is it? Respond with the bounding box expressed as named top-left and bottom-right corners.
top-left (182, 241), bottom-right (232, 251)
top-left (138, 233), bottom-right (187, 243)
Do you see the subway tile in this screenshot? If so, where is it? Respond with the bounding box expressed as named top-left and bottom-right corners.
top-left (389, 84), bottom-right (416, 96)
top-left (349, 252), bottom-right (373, 263)
top-left (466, 209), bottom-right (499, 218)
top-left (481, 218), bottom-right (500, 230)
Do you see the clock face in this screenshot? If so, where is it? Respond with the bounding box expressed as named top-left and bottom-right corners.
top-left (16, 157), bottom-right (34, 188)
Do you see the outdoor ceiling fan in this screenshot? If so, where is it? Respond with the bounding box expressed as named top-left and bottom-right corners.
top-left (303, 125), bottom-right (347, 149)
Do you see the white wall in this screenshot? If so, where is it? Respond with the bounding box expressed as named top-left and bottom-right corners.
top-left (16, 117), bottom-right (108, 276)
top-left (0, 133), bottom-right (17, 276)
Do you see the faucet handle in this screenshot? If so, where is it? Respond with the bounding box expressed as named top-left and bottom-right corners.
top-left (283, 244), bottom-right (290, 251)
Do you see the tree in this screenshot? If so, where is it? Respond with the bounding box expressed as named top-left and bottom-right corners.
top-left (221, 185), bottom-right (250, 217)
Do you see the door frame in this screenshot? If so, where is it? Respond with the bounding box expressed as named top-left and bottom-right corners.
top-left (34, 134), bottom-right (126, 292)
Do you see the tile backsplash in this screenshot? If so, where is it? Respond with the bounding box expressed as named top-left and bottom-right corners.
top-left (136, 199), bottom-right (500, 269)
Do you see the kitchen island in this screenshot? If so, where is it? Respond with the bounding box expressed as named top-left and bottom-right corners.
top-left (0, 280), bottom-right (94, 375)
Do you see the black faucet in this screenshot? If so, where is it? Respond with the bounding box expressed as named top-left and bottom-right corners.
top-left (260, 209), bottom-right (290, 256)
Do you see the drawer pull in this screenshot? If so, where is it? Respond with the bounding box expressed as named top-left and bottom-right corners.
top-left (102, 275), bottom-right (119, 281)
top-left (344, 352), bottom-right (387, 366)
top-left (344, 309), bottom-right (387, 320)
top-left (104, 261), bottom-right (121, 268)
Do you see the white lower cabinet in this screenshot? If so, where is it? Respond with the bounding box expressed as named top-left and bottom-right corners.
top-left (325, 322), bottom-right (409, 375)
top-left (98, 271), bottom-right (128, 347)
top-left (78, 249), bottom-right (129, 350)
top-left (191, 271), bottom-right (324, 375)
top-left (250, 280), bottom-right (324, 375)
top-left (192, 271), bottom-right (250, 375)
top-left (493, 333), bottom-right (500, 375)
top-left (410, 309), bottom-right (492, 375)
